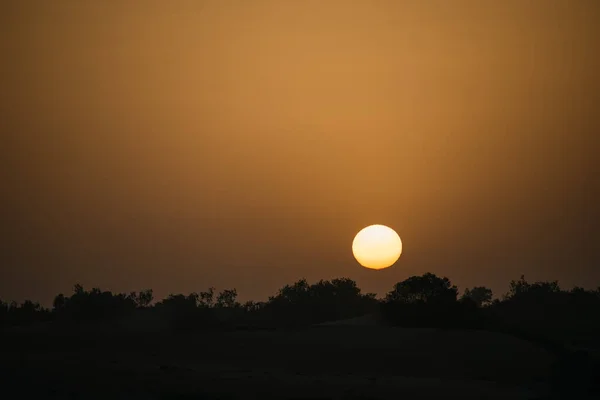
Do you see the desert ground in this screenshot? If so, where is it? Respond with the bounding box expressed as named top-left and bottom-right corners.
top-left (1, 324), bottom-right (557, 399)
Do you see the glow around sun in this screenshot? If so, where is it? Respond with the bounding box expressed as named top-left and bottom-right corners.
top-left (352, 224), bottom-right (402, 270)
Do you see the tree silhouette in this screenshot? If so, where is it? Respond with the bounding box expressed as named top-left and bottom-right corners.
top-left (264, 278), bottom-right (377, 327)
top-left (379, 273), bottom-right (485, 329)
top-left (216, 288), bottom-right (239, 308)
top-left (504, 275), bottom-right (561, 300)
top-left (385, 272), bottom-right (458, 304)
top-left (242, 300), bottom-right (265, 312)
top-left (52, 293), bottom-right (67, 312)
top-left (461, 286), bottom-right (493, 307)
top-left (51, 284), bottom-right (137, 322)
top-left (0, 299), bottom-right (50, 327)
top-left (155, 292), bottom-right (219, 331)
top-left (269, 279), bottom-right (310, 304)
top-left (137, 289), bottom-right (154, 308)
top-left (124, 289), bottom-right (154, 308)
top-left (198, 287), bottom-right (215, 308)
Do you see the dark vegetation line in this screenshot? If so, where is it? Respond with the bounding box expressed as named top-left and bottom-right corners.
top-left (2, 273), bottom-right (600, 396)
top-left (2, 273), bottom-right (600, 347)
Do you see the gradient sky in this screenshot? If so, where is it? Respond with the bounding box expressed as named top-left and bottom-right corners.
top-left (2, 1), bottom-right (599, 305)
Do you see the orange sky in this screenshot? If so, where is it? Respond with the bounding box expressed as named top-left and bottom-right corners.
top-left (1, 1), bottom-right (599, 304)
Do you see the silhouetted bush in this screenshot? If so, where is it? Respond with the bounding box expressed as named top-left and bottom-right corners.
top-left (461, 286), bottom-right (493, 307)
top-left (379, 273), bottom-right (485, 329)
top-left (51, 285), bottom-right (137, 323)
top-left (0, 299), bottom-right (51, 327)
top-left (482, 276), bottom-right (600, 346)
top-left (262, 278), bottom-right (379, 327)
top-left (154, 293), bottom-right (219, 331)
top-left (380, 296), bottom-right (484, 330)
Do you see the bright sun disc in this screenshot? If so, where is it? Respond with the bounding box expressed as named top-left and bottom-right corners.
top-left (352, 224), bottom-right (402, 270)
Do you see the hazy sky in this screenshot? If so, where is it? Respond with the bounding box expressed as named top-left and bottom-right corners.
top-left (2, 1), bottom-right (599, 305)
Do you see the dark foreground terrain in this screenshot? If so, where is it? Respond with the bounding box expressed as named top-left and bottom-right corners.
top-left (1, 325), bottom-right (566, 399)
top-left (3, 275), bottom-right (600, 398)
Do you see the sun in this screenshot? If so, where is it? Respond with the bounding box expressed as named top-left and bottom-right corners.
top-left (352, 224), bottom-right (402, 270)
